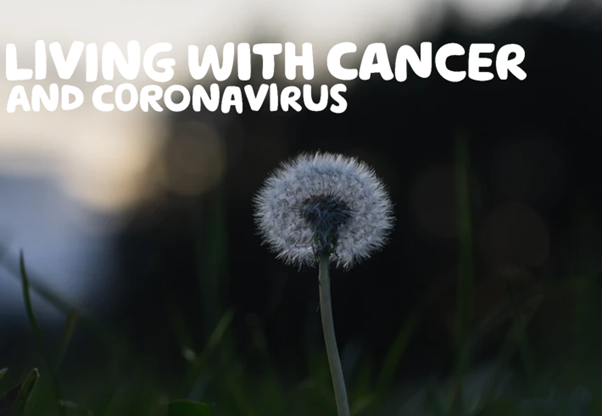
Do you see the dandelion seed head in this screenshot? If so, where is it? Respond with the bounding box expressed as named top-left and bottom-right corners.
top-left (254, 152), bottom-right (394, 268)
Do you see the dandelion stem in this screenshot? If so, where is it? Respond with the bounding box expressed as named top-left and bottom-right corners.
top-left (318, 254), bottom-right (350, 416)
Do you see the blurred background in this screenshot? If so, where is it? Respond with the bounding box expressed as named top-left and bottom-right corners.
top-left (2, 0), bottom-right (602, 414)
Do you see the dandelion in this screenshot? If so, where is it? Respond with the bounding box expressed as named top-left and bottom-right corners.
top-left (254, 152), bottom-right (394, 416)
top-left (254, 152), bottom-right (394, 269)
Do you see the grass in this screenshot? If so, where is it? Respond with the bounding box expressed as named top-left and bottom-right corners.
top-left (2, 135), bottom-right (602, 415)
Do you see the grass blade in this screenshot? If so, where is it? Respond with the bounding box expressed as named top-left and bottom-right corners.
top-left (196, 188), bottom-right (228, 339)
top-left (375, 311), bottom-right (421, 394)
top-left (19, 252), bottom-right (65, 416)
top-left (184, 309), bottom-right (235, 398)
top-left (450, 128), bottom-right (475, 415)
top-left (477, 305), bottom-right (532, 409)
top-left (55, 312), bottom-right (79, 371)
top-left (8, 368), bottom-right (40, 416)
